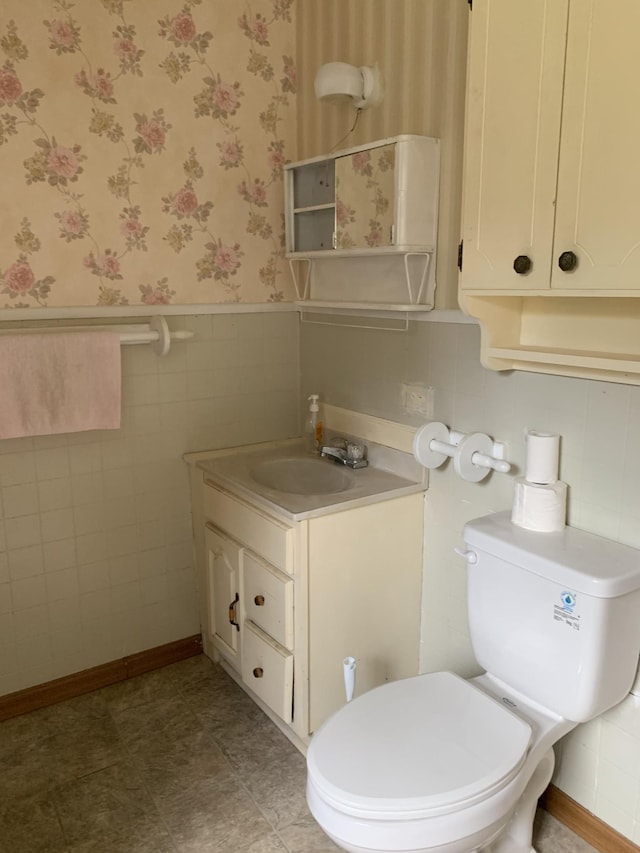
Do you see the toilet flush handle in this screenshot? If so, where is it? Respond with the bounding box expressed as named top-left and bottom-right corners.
top-left (454, 547), bottom-right (477, 565)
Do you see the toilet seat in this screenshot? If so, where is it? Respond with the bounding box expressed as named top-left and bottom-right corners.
top-left (307, 671), bottom-right (532, 821)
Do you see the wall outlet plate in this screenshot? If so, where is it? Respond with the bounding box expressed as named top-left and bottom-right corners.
top-left (402, 383), bottom-right (434, 417)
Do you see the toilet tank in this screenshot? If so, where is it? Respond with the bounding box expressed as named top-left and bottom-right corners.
top-left (463, 511), bottom-right (640, 722)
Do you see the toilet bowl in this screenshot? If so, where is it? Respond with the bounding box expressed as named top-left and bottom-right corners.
top-left (307, 671), bottom-right (573, 853)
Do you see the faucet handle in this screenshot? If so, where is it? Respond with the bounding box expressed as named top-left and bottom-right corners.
top-left (346, 442), bottom-right (366, 462)
top-left (328, 436), bottom-right (349, 450)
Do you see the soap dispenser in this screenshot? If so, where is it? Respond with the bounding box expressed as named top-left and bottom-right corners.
top-left (305, 394), bottom-right (323, 453)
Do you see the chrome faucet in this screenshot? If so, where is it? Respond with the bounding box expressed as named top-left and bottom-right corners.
top-left (320, 439), bottom-right (368, 469)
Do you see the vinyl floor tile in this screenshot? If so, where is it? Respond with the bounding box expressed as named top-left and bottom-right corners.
top-left (0, 655), bottom-right (601, 853)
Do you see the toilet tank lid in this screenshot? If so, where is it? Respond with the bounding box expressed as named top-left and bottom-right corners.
top-left (464, 511), bottom-right (640, 597)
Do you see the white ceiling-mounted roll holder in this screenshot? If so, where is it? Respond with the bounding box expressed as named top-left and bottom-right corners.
top-left (413, 422), bottom-right (511, 483)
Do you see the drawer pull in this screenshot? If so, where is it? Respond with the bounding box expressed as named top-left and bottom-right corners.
top-left (254, 594), bottom-right (265, 606)
top-left (253, 667), bottom-right (264, 678)
top-left (228, 593), bottom-right (240, 632)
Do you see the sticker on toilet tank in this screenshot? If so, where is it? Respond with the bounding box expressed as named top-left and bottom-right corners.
top-left (554, 591), bottom-right (580, 630)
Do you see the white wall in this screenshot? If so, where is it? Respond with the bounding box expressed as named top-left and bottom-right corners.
top-left (301, 315), bottom-right (640, 844)
top-left (0, 310), bottom-right (299, 696)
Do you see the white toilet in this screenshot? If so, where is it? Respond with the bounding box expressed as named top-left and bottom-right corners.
top-left (307, 511), bottom-right (640, 853)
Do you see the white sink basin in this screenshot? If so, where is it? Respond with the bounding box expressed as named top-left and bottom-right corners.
top-left (250, 457), bottom-right (351, 495)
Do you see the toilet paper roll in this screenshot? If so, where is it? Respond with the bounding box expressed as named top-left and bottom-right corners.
top-left (511, 477), bottom-right (567, 532)
top-left (525, 431), bottom-right (560, 484)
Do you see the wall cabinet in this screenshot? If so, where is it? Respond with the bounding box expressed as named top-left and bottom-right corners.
top-left (190, 476), bottom-right (424, 742)
top-left (285, 135), bottom-right (440, 310)
top-left (459, 0), bottom-right (640, 383)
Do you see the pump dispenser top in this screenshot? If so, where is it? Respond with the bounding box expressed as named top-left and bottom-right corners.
top-left (306, 394), bottom-right (323, 453)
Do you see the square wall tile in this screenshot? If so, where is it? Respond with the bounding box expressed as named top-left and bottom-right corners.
top-left (5, 515), bottom-right (42, 550)
top-left (2, 483), bottom-right (39, 518)
top-left (40, 508), bottom-right (75, 543)
top-left (38, 477), bottom-right (73, 512)
top-left (0, 452), bottom-right (37, 487)
top-left (43, 538), bottom-right (77, 574)
top-left (8, 545), bottom-right (44, 580)
top-left (34, 447), bottom-right (70, 481)
top-left (45, 567), bottom-right (79, 602)
top-left (69, 443), bottom-right (102, 475)
top-left (11, 575), bottom-right (47, 611)
top-left (78, 560), bottom-right (110, 594)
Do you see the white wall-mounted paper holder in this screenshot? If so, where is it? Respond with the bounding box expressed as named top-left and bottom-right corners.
top-left (413, 422), bottom-right (511, 483)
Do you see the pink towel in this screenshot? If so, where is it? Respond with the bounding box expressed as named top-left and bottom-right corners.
top-left (0, 331), bottom-right (121, 439)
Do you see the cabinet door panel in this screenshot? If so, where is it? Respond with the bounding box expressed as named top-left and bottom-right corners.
top-left (553, 0), bottom-right (640, 289)
top-left (335, 144), bottom-right (396, 249)
top-left (307, 495), bottom-right (423, 733)
top-left (461, 0), bottom-right (568, 290)
top-left (205, 525), bottom-right (241, 660)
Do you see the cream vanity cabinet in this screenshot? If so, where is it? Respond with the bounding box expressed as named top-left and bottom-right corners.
top-left (191, 474), bottom-right (423, 741)
top-left (285, 135), bottom-right (440, 310)
top-left (459, 0), bottom-right (640, 383)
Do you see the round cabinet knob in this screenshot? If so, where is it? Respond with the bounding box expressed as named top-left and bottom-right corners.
top-left (513, 255), bottom-right (532, 275)
top-left (558, 250), bottom-right (578, 272)
top-left (252, 667), bottom-right (264, 678)
top-left (254, 595), bottom-right (265, 607)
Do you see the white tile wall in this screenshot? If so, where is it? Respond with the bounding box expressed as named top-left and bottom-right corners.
top-left (301, 317), bottom-right (640, 844)
top-left (0, 311), bottom-right (299, 696)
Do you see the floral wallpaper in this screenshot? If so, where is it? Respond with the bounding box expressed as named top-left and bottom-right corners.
top-left (0, 0), bottom-right (296, 308)
top-left (335, 144), bottom-right (395, 250)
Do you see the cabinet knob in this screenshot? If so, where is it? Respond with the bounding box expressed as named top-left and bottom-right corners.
top-left (254, 595), bottom-right (265, 606)
top-left (513, 255), bottom-right (532, 275)
top-left (252, 667), bottom-right (264, 678)
top-left (558, 250), bottom-right (578, 272)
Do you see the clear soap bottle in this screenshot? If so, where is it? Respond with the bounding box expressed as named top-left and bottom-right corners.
top-left (305, 394), bottom-right (323, 453)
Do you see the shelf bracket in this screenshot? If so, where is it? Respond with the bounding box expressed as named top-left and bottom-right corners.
top-left (288, 258), bottom-right (312, 300)
top-left (403, 252), bottom-right (433, 306)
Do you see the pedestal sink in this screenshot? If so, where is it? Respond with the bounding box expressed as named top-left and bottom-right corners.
top-left (250, 457), bottom-right (351, 495)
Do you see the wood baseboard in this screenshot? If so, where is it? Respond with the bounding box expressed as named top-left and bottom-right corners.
top-left (541, 783), bottom-right (640, 852)
top-left (0, 634), bottom-right (203, 722)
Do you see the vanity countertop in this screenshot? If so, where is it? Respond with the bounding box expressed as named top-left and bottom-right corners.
top-left (184, 438), bottom-right (426, 521)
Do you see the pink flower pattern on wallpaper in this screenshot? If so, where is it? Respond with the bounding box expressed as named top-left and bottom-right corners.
top-left (0, 0), bottom-right (296, 308)
top-left (157, 0), bottom-right (295, 300)
top-left (0, 65), bottom-right (22, 104)
top-left (139, 277), bottom-right (176, 305)
top-left (1, 218), bottom-right (54, 305)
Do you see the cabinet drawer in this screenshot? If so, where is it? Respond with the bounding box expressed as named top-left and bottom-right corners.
top-left (203, 482), bottom-right (293, 574)
top-left (241, 621), bottom-right (293, 723)
top-left (244, 552), bottom-right (294, 650)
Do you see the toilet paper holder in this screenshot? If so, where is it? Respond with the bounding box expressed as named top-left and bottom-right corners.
top-left (413, 422), bottom-right (511, 483)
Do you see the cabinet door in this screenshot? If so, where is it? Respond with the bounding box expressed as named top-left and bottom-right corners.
top-left (552, 0), bottom-right (640, 290)
top-left (460, 0), bottom-right (568, 290)
top-left (335, 144), bottom-right (396, 249)
top-left (205, 525), bottom-right (242, 663)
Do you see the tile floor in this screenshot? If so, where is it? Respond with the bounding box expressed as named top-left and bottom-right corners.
top-left (0, 655), bottom-right (599, 853)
